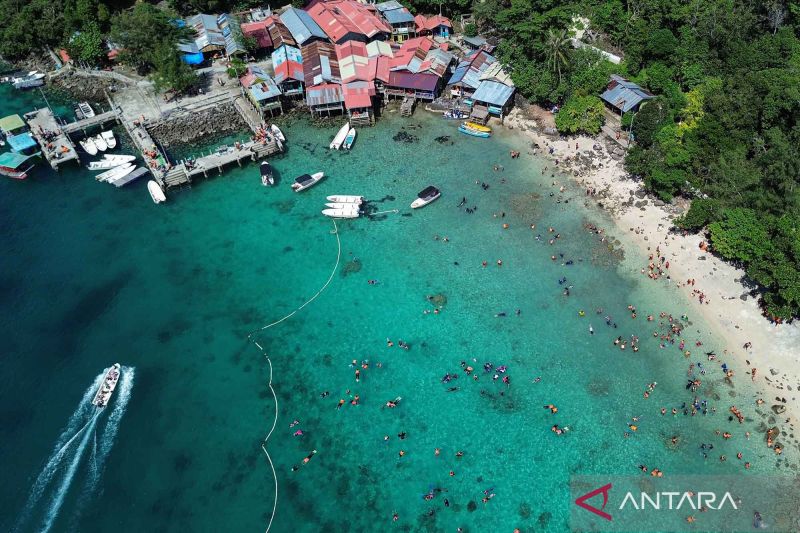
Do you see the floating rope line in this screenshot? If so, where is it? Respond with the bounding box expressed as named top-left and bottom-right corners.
top-left (369, 209), bottom-right (400, 216)
top-left (248, 219), bottom-right (341, 533)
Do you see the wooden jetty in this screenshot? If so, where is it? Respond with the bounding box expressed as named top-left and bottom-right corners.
top-left (186, 139), bottom-right (281, 179)
top-left (24, 108), bottom-right (80, 170)
top-left (61, 110), bottom-right (119, 134)
top-left (400, 97), bottom-right (416, 117)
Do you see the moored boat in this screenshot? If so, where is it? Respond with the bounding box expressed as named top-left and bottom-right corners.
top-left (411, 185), bottom-right (441, 209)
top-left (12, 71), bottom-right (45, 89)
top-left (148, 180), bottom-right (166, 204)
top-left (325, 202), bottom-right (362, 209)
top-left (458, 124), bottom-right (491, 138)
top-left (291, 171), bottom-right (325, 192)
top-left (270, 124), bottom-right (285, 142)
top-left (80, 137), bottom-right (98, 156)
top-left (78, 102), bottom-right (95, 118)
top-left (94, 134), bottom-right (108, 152)
top-left (442, 109), bottom-right (468, 120)
top-left (329, 123), bottom-right (350, 150)
top-left (464, 121), bottom-right (491, 133)
top-left (107, 166), bottom-right (138, 187)
top-left (343, 128), bottom-right (356, 150)
top-left (96, 163), bottom-right (134, 182)
top-left (260, 161), bottom-right (274, 186)
top-left (326, 195), bottom-right (363, 204)
top-left (101, 130), bottom-right (116, 149)
top-left (322, 207), bottom-right (360, 218)
top-left (92, 363), bottom-right (121, 408)
top-left (88, 154), bottom-right (136, 170)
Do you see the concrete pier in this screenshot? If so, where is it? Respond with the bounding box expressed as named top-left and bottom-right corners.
top-left (24, 108), bottom-right (80, 170)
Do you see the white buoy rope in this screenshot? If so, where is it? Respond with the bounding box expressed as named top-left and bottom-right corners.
top-left (248, 219), bottom-right (341, 533)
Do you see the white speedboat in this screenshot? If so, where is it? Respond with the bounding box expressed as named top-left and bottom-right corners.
top-left (411, 185), bottom-right (441, 209)
top-left (325, 202), bottom-right (362, 209)
top-left (261, 161), bottom-right (274, 186)
top-left (92, 364), bottom-right (121, 408)
top-left (270, 124), bottom-right (285, 142)
top-left (291, 172), bottom-right (325, 192)
top-left (322, 207), bottom-right (360, 218)
top-left (329, 123), bottom-right (350, 150)
top-left (101, 130), bottom-right (116, 149)
top-left (107, 166), bottom-right (138, 186)
top-left (96, 163), bottom-right (134, 182)
top-left (148, 180), bottom-right (166, 204)
top-left (94, 134), bottom-right (108, 152)
top-left (78, 102), bottom-right (95, 118)
top-left (327, 195), bottom-right (363, 204)
top-left (343, 127), bottom-right (356, 150)
top-left (88, 155), bottom-right (136, 170)
top-left (80, 137), bottom-right (98, 156)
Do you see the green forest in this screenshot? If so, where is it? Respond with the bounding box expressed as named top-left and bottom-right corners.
top-left (0, 0), bottom-right (798, 319)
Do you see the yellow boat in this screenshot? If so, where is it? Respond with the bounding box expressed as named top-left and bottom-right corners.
top-left (464, 122), bottom-right (491, 133)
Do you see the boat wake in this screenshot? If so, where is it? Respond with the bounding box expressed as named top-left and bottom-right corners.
top-left (13, 366), bottom-right (135, 533)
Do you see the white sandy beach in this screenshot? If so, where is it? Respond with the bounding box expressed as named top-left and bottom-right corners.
top-left (503, 108), bottom-right (800, 420)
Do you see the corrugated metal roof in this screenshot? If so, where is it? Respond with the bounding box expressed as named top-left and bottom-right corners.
top-left (243, 66), bottom-right (282, 100)
top-left (302, 41), bottom-right (340, 87)
top-left (273, 44), bottom-right (302, 66)
top-left (306, 83), bottom-right (344, 107)
top-left (600, 75), bottom-right (654, 112)
top-left (280, 7), bottom-right (327, 45)
top-left (366, 40), bottom-right (393, 58)
top-left (375, 1), bottom-right (403, 12)
top-left (387, 71), bottom-right (438, 91)
top-left (462, 36), bottom-right (486, 47)
top-left (241, 20), bottom-right (273, 49)
top-left (0, 151), bottom-right (34, 169)
top-left (274, 60), bottom-right (305, 84)
top-left (0, 114), bottom-right (26, 134)
top-left (268, 20), bottom-right (297, 48)
top-left (381, 8), bottom-right (415, 25)
top-left (342, 80), bottom-right (374, 109)
top-left (471, 80), bottom-right (514, 107)
top-left (7, 132), bottom-right (37, 153)
top-left (308, 0), bottom-right (391, 43)
top-left (479, 62), bottom-right (513, 86)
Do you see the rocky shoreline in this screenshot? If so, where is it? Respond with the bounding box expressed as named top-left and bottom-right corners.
top-left (148, 103), bottom-right (248, 147)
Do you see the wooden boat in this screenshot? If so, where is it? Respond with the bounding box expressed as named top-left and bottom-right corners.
top-left (327, 195), bottom-right (363, 204)
top-left (411, 186), bottom-right (441, 209)
top-left (148, 180), bottom-right (166, 204)
top-left (101, 130), bottom-right (116, 149)
top-left (322, 206), bottom-right (360, 219)
top-left (0, 152), bottom-right (35, 179)
top-left (291, 172), bottom-right (325, 192)
top-left (458, 124), bottom-right (491, 138)
top-left (260, 161), bottom-right (274, 186)
top-left (329, 123), bottom-right (350, 150)
top-left (94, 134), bottom-right (108, 152)
top-left (96, 163), bottom-right (134, 182)
top-left (270, 124), bottom-right (285, 142)
top-left (78, 102), bottom-right (95, 118)
top-left (343, 128), bottom-right (356, 150)
top-left (464, 122), bottom-right (491, 133)
top-left (80, 137), bottom-right (98, 155)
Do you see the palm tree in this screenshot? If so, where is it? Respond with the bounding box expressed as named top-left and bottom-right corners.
top-left (545, 28), bottom-right (571, 84)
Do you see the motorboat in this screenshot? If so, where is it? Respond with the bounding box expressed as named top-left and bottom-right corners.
top-left (343, 127), bottom-right (356, 150)
top-left (107, 166), bottom-right (138, 186)
top-left (94, 134), bottom-right (108, 152)
top-left (464, 121), bottom-right (491, 133)
top-left (12, 71), bottom-right (45, 89)
top-left (411, 185), bottom-right (441, 209)
top-left (442, 109), bottom-right (468, 120)
top-left (80, 137), bottom-right (99, 156)
top-left (329, 123), bottom-right (350, 150)
top-left (270, 124), bottom-right (285, 142)
top-left (322, 207), bottom-right (360, 219)
top-left (148, 180), bottom-right (167, 204)
top-left (92, 364), bottom-right (121, 408)
top-left (291, 172), bottom-right (325, 192)
top-left (78, 102), bottom-right (95, 118)
top-left (458, 124), bottom-right (490, 138)
top-left (96, 163), bottom-right (134, 182)
top-left (101, 130), bottom-right (116, 149)
top-left (327, 195), bottom-right (363, 204)
top-left (325, 202), bottom-right (363, 209)
top-left (260, 161), bottom-right (274, 186)
top-left (73, 104), bottom-right (85, 121)
top-left (88, 155), bottom-right (136, 170)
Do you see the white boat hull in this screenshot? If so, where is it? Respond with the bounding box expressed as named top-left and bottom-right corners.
top-left (270, 124), bottom-right (285, 142)
top-left (329, 123), bottom-right (350, 150)
top-left (343, 129), bottom-right (356, 150)
top-left (94, 134), bottom-right (108, 152)
top-left (326, 202), bottom-right (362, 209)
top-left (148, 180), bottom-right (166, 204)
top-left (97, 163), bottom-right (134, 182)
top-left (322, 208), bottom-right (359, 218)
top-left (291, 171), bottom-right (325, 192)
top-left (327, 195), bottom-right (363, 204)
top-left (88, 155), bottom-right (136, 170)
top-left (81, 138), bottom-right (98, 156)
top-left (411, 192), bottom-right (441, 209)
top-left (101, 130), bottom-right (117, 149)
top-left (92, 364), bottom-right (121, 408)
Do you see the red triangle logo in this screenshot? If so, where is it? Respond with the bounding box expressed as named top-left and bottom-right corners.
top-left (575, 483), bottom-right (613, 521)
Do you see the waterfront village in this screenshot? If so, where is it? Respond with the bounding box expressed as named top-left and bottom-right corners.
top-left (0, 1), bottom-right (651, 203)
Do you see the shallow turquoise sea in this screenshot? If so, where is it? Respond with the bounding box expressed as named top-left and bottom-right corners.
top-left (1, 85), bottom-right (796, 532)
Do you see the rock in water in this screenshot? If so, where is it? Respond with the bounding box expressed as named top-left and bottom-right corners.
top-left (392, 131), bottom-right (417, 143)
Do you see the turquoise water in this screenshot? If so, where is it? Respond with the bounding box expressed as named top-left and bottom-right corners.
top-left (1, 86), bottom-right (796, 532)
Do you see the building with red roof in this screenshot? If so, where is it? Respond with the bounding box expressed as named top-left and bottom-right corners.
top-left (384, 36), bottom-right (454, 100)
top-left (414, 14), bottom-right (452, 38)
top-left (308, 0), bottom-right (391, 44)
top-left (272, 44), bottom-right (305, 98)
top-left (240, 19), bottom-right (274, 51)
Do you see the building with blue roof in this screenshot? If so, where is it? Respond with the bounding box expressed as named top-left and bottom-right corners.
top-left (446, 50), bottom-right (495, 98)
top-left (7, 132), bottom-right (39, 155)
top-left (185, 13), bottom-right (246, 57)
top-left (600, 75), bottom-right (654, 114)
top-left (375, 0), bottom-right (416, 42)
top-left (241, 66), bottom-right (283, 117)
top-left (279, 7), bottom-right (327, 46)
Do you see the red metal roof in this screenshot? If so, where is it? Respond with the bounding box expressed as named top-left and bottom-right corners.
top-left (302, 41), bottom-right (341, 86)
top-left (241, 20), bottom-right (274, 49)
top-left (414, 14), bottom-right (452, 32)
top-left (390, 37), bottom-right (433, 70)
top-left (306, 82), bottom-right (344, 106)
top-left (387, 71), bottom-right (438, 91)
top-left (342, 80), bottom-right (374, 109)
top-left (308, 0), bottom-right (391, 43)
top-left (274, 60), bottom-right (305, 83)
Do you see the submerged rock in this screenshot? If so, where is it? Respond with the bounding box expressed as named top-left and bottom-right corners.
top-left (341, 258), bottom-right (362, 276)
top-left (426, 293), bottom-right (447, 306)
top-left (393, 130), bottom-right (418, 143)
top-left (434, 135), bottom-right (453, 145)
